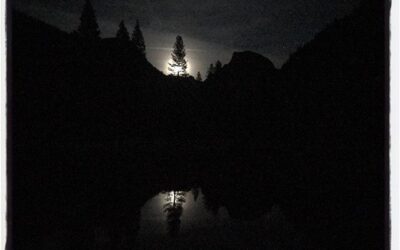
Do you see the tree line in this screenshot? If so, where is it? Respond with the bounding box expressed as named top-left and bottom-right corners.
top-left (75, 0), bottom-right (145, 56)
top-left (75, 0), bottom-right (222, 80)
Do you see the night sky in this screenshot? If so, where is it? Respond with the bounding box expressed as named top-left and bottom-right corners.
top-left (13, 0), bottom-right (360, 76)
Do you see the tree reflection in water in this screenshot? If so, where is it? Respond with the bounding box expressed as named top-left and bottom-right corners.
top-left (162, 191), bottom-right (186, 237)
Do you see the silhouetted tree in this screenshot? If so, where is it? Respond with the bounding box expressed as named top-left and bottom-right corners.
top-left (116, 20), bottom-right (130, 41)
top-left (168, 35), bottom-right (188, 76)
top-left (163, 191), bottom-right (186, 237)
top-left (215, 60), bottom-right (222, 73)
top-left (203, 192), bottom-right (220, 215)
top-left (77, 0), bottom-right (100, 40)
top-left (206, 63), bottom-right (215, 79)
top-left (132, 19), bottom-right (146, 55)
top-left (192, 188), bottom-right (200, 202)
top-left (196, 72), bottom-right (202, 81)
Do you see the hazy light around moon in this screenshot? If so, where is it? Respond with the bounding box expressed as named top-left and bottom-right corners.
top-left (169, 191), bottom-right (176, 203)
top-left (170, 64), bottom-right (183, 76)
top-left (166, 59), bottom-right (192, 76)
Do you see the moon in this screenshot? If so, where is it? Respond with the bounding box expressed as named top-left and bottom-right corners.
top-left (165, 59), bottom-right (192, 76)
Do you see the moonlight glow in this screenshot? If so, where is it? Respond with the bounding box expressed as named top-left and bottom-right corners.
top-left (166, 59), bottom-right (191, 76)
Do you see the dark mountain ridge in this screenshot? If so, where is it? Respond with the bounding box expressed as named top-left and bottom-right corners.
top-left (229, 51), bottom-right (275, 72)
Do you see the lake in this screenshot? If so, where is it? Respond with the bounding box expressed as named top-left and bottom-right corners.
top-left (133, 188), bottom-right (299, 249)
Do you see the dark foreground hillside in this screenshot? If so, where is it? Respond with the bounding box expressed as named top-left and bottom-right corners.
top-left (8, 2), bottom-right (387, 249)
top-left (278, 2), bottom-right (386, 249)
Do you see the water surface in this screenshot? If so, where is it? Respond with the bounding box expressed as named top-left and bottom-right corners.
top-left (134, 188), bottom-right (295, 249)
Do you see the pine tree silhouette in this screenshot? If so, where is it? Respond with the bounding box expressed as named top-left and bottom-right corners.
top-left (132, 19), bottom-right (146, 56)
top-left (196, 72), bottom-right (202, 81)
top-left (168, 35), bottom-right (188, 77)
top-left (215, 60), bottom-right (222, 73)
top-left (77, 0), bottom-right (100, 40)
top-left (207, 63), bottom-right (215, 79)
top-left (163, 191), bottom-right (186, 237)
top-left (116, 20), bottom-right (130, 41)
